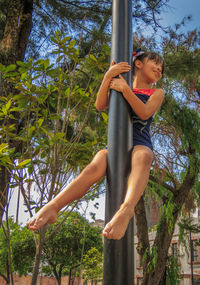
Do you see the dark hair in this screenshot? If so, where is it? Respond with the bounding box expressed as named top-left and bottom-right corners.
top-left (132, 52), bottom-right (164, 76)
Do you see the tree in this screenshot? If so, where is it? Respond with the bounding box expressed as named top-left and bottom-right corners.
top-left (0, 31), bottom-right (107, 284)
top-left (0, 0), bottom-right (33, 224)
top-left (0, 221), bottom-right (10, 284)
top-left (42, 211), bottom-right (103, 285)
top-left (0, 218), bottom-right (35, 284)
top-left (82, 247), bottom-right (103, 283)
top-left (0, 213), bottom-right (103, 285)
top-left (11, 223), bottom-right (35, 276)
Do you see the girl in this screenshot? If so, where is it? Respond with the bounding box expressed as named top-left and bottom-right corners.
top-left (27, 50), bottom-right (164, 240)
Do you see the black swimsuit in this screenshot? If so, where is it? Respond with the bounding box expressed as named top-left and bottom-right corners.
top-left (132, 88), bottom-right (155, 150)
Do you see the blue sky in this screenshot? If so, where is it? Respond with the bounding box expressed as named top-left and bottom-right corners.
top-left (161, 0), bottom-right (199, 31)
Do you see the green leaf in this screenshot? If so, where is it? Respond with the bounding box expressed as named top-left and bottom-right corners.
top-left (50, 36), bottom-right (59, 44)
top-left (28, 126), bottom-right (35, 137)
top-left (101, 112), bottom-right (108, 123)
top-left (68, 39), bottom-right (75, 48)
top-left (5, 64), bottom-right (16, 72)
top-left (54, 132), bottom-right (65, 140)
top-left (0, 63), bottom-right (5, 72)
top-left (2, 105), bottom-right (8, 115)
top-left (5, 100), bottom-right (12, 111)
top-left (55, 30), bottom-right (61, 41)
top-left (56, 55), bottom-right (64, 63)
top-left (0, 143), bottom-right (8, 153)
top-left (89, 54), bottom-right (97, 62)
top-left (15, 159), bottom-right (31, 169)
top-left (44, 59), bottom-right (50, 69)
top-left (0, 97), bottom-right (8, 102)
top-left (20, 72), bottom-right (28, 81)
top-left (16, 61), bottom-right (28, 67)
top-left (18, 67), bottom-right (28, 74)
top-left (61, 36), bottom-right (71, 44)
top-left (38, 118), bottom-right (44, 128)
top-left (4, 71), bottom-right (19, 78)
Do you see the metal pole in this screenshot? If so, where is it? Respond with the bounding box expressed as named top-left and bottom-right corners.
top-left (103, 1), bottom-right (134, 284)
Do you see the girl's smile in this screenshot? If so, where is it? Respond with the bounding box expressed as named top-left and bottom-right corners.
top-left (133, 58), bottom-right (163, 88)
top-left (145, 61), bottom-right (162, 84)
top-left (153, 69), bottom-right (162, 80)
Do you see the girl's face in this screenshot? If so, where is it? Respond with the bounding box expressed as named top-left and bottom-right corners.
top-left (137, 58), bottom-right (163, 84)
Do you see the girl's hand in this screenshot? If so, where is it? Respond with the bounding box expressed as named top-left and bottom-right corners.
top-left (27, 202), bottom-right (58, 231)
top-left (106, 61), bottom-right (131, 79)
top-left (110, 74), bottom-right (128, 93)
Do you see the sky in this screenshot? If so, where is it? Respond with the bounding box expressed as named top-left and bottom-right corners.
top-left (8, 0), bottom-right (200, 225)
top-left (160, 0), bottom-right (200, 31)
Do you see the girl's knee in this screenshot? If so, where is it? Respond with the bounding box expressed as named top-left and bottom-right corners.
top-left (97, 148), bottom-right (108, 157)
top-left (82, 149), bottom-right (107, 178)
top-left (139, 150), bottom-right (153, 165)
top-left (133, 147), bottom-right (153, 166)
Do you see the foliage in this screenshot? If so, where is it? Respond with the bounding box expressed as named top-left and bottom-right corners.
top-left (0, 221), bottom-right (9, 278)
top-left (143, 245), bottom-right (158, 273)
top-left (82, 247), bottom-right (103, 282)
top-left (0, 31), bottom-right (107, 282)
top-left (0, 218), bottom-right (35, 278)
top-left (166, 255), bottom-right (182, 285)
top-left (0, 31), bottom-right (108, 211)
top-left (178, 216), bottom-right (200, 257)
top-left (0, 214), bottom-right (103, 282)
top-left (11, 224), bottom-right (35, 276)
top-left (42, 211), bottom-right (103, 282)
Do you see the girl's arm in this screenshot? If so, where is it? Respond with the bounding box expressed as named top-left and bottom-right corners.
top-left (110, 75), bottom-right (164, 120)
top-left (95, 61), bottom-right (131, 111)
top-left (95, 72), bottom-right (112, 111)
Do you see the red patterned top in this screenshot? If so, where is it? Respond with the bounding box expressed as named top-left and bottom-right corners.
top-left (133, 89), bottom-right (156, 96)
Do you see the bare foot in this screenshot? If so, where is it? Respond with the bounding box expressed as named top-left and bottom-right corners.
top-left (27, 202), bottom-right (58, 231)
top-left (103, 204), bottom-right (134, 240)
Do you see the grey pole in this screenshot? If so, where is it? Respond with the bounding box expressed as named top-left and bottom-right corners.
top-left (103, 0), bottom-right (134, 284)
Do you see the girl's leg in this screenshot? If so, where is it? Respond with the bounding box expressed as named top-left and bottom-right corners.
top-left (27, 149), bottom-right (108, 230)
top-left (103, 145), bottom-right (153, 240)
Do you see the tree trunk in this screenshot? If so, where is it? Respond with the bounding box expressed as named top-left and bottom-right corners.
top-left (57, 265), bottom-right (63, 285)
top-left (158, 269), bottom-right (166, 285)
top-left (0, 0), bottom-right (33, 64)
top-left (6, 228), bottom-right (14, 285)
top-left (0, 0), bottom-right (33, 225)
top-left (142, 215), bottom-right (177, 285)
top-left (57, 276), bottom-right (61, 285)
top-left (31, 226), bottom-right (47, 285)
top-left (137, 162), bottom-right (197, 285)
top-left (51, 263), bottom-right (61, 285)
top-left (0, 273), bottom-right (10, 284)
top-left (6, 258), bottom-right (10, 284)
top-left (48, 262), bottom-right (63, 285)
top-left (0, 167), bottom-right (11, 224)
top-left (135, 196), bottom-right (150, 268)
